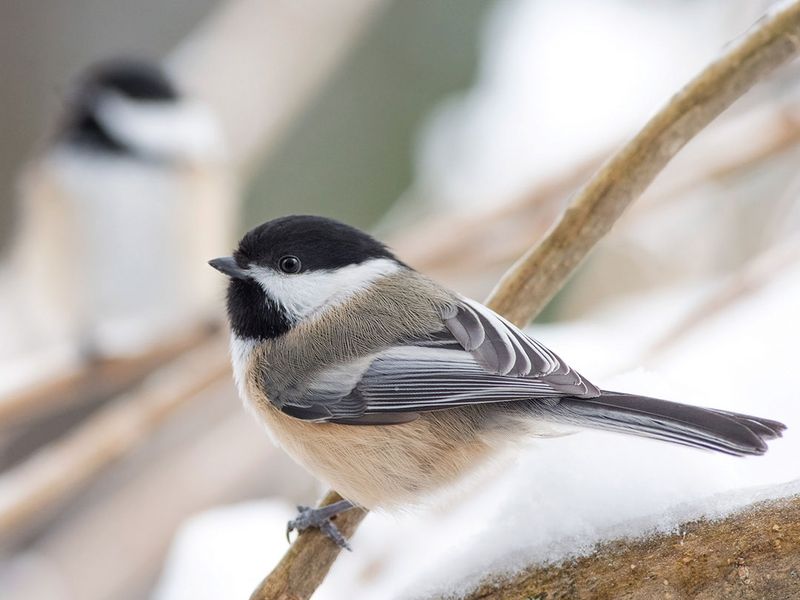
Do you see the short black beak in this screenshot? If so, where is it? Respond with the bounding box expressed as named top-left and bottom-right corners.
top-left (208, 256), bottom-right (249, 279)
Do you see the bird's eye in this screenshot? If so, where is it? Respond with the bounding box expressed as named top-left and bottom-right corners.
top-left (278, 255), bottom-right (301, 274)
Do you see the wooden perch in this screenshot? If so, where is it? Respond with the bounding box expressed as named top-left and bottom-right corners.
top-left (248, 3), bottom-right (800, 599)
top-left (461, 487), bottom-right (800, 600)
top-left (0, 324), bottom-right (215, 431)
top-left (249, 490), bottom-right (368, 600)
top-left (0, 336), bottom-right (230, 541)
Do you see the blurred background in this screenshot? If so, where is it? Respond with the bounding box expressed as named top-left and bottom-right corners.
top-left (1, 1), bottom-right (799, 599)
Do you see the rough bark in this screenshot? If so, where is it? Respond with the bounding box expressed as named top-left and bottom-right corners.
top-left (249, 491), bottom-right (368, 600)
top-left (461, 490), bottom-right (800, 600)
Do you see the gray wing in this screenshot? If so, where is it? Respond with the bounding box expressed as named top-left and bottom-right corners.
top-left (440, 298), bottom-right (576, 378)
top-left (275, 297), bottom-right (599, 424)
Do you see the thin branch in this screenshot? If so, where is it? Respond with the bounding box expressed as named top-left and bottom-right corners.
top-left (250, 3), bottom-right (800, 598)
top-left (249, 491), bottom-right (368, 600)
top-left (2, 412), bottom-right (280, 600)
top-left (390, 151), bottom-right (606, 276)
top-left (462, 485), bottom-right (800, 600)
top-left (392, 92), bottom-right (800, 297)
top-left (0, 336), bottom-right (230, 541)
top-left (486, 2), bottom-right (800, 326)
top-left (0, 325), bottom-right (215, 431)
top-left (642, 236), bottom-right (800, 361)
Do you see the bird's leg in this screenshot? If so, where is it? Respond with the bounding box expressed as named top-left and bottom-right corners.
top-left (286, 499), bottom-right (355, 550)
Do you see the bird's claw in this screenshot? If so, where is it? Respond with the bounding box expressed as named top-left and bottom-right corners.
top-left (286, 504), bottom-right (352, 551)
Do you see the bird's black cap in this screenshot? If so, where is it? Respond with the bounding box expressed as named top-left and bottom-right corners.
top-left (61, 57), bottom-right (179, 155)
top-left (83, 58), bottom-right (178, 101)
top-left (217, 215), bottom-right (400, 341)
top-left (234, 215), bottom-right (398, 273)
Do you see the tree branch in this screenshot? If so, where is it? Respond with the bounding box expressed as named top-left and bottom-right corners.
top-left (462, 486), bottom-right (800, 600)
top-left (249, 3), bottom-right (800, 598)
top-left (486, 1), bottom-right (800, 326)
top-left (0, 324), bottom-right (215, 431)
top-left (393, 94), bottom-right (800, 295)
top-left (249, 491), bottom-right (368, 600)
top-left (0, 337), bottom-right (230, 541)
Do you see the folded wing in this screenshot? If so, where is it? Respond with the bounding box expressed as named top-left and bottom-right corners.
top-left (273, 297), bottom-right (599, 424)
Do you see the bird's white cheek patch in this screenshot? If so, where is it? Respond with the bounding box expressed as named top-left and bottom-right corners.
top-left (249, 258), bottom-right (400, 321)
top-left (95, 91), bottom-right (225, 161)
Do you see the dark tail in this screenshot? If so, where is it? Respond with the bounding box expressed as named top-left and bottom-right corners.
top-left (552, 391), bottom-right (786, 456)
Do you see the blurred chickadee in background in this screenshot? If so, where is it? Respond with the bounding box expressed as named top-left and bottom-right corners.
top-left (8, 58), bottom-right (235, 358)
top-left (210, 215), bottom-right (786, 549)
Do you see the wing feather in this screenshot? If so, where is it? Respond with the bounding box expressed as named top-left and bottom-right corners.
top-left (270, 297), bottom-right (599, 424)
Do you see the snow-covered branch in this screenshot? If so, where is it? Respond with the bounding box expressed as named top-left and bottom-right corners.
top-left (462, 484), bottom-right (800, 600)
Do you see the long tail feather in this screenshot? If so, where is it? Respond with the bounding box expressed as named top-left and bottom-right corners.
top-left (548, 391), bottom-right (786, 456)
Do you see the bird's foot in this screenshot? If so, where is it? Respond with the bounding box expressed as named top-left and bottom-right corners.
top-left (286, 499), bottom-right (354, 550)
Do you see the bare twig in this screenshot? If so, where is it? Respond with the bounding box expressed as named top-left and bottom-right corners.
top-left (0, 411), bottom-right (284, 600)
top-left (642, 236), bottom-right (800, 361)
top-left (0, 325), bottom-right (215, 431)
top-left (462, 485), bottom-right (800, 600)
top-left (392, 94), bottom-right (800, 297)
top-left (0, 336), bottom-right (230, 541)
top-left (249, 491), bottom-right (368, 600)
top-left (487, 3), bottom-right (800, 326)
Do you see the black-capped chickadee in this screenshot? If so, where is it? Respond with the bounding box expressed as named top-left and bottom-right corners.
top-left (210, 215), bottom-right (786, 548)
top-left (8, 58), bottom-right (235, 358)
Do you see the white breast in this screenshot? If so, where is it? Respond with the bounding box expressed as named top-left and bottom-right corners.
top-left (229, 335), bottom-right (258, 404)
top-left (20, 146), bottom-right (234, 356)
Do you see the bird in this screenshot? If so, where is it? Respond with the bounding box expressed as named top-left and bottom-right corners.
top-left (209, 214), bottom-right (786, 549)
top-left (6, 57), bottom-right (236, 360)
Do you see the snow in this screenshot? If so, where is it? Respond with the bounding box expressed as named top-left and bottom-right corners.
top-left (409, 0), bottom-right (758, 211)
top-left (151, 501), bottom-right (295, 600)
